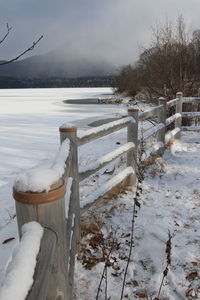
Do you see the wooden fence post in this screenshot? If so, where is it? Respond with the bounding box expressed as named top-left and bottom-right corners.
top-left (59, 125), bottom-right (80, 300)
top-left (158, 97), bottom-right (167, 154)
top-left (175, 92), bottom-right (183, 139)
top-left (127, 108), bottom-right (138, 186)
top-left (13, 179), bottom-right (68, 300)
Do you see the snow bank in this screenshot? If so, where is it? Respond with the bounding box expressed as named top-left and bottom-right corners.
top-left (14, 139), bottom-right (70, 193)
top-left (0, 222), bottom-right (43, 300)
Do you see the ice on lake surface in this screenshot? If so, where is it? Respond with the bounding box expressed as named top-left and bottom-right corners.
top-left (0, 87), bottom-right (127, 228)
top-left (0, 87), bottom-right (121, 174)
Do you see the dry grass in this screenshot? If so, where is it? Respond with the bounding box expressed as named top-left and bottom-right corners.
top-left (79, 212), bottom-right (119, 270)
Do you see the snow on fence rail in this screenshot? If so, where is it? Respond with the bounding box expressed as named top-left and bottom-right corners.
top-left (11, 91), bottom-right (198, 300)
top-left (0, 222), bottom-right (44, 300)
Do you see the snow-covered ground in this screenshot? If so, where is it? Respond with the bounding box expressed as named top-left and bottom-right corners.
top-left (75, 131), bottom-right (200, 300)
top-left (0, 88), bottom-right (199, 299)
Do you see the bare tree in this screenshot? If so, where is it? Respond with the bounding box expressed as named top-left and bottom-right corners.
top-left (115, 15), bottom-right (200, 101)
top-left (0, 23), bottom-right (43, 65)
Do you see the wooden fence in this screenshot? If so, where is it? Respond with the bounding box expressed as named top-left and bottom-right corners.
top-left (12, 92), bottom-right (198, 300)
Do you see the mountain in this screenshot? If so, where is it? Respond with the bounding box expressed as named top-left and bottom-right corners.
top-left (0, 47), bottom-right (117, 78)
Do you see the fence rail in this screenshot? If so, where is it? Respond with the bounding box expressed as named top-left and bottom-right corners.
top-left (10, 91), bottom-right (199, 300)
top-left (26, 228), bottom-right (57, 300)
top-left (77, 116), bottom-right (134, 146)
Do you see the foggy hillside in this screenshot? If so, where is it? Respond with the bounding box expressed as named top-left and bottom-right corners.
top-left (0, 45), bottom-right (118, 78)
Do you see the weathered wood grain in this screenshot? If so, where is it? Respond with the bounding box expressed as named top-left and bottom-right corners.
top-left (26, 228), bottom-right (56, 300)
top-left (127, 109), bottom-right (138, 186)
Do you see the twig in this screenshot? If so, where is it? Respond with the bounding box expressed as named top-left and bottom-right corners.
top-left (105, 263), bottom-right (108, 300)
top-left (0, 23), bottom-right (12, 45)
top-left (96, 233), bottom-right (116, 300)
top-left (146, 117), bottom-right (157, 126)
top-left (0, 35), bottom-right (43, 65)
top-left (155, 231), bottom-right (172, 299)
top-left (119, 198), bottom-right (137, 300)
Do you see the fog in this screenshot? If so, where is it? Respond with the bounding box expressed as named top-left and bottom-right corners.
top-left (0, 0), bottom-right (200, 66)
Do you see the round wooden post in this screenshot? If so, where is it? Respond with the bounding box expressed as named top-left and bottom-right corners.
top-left (175, 92), bottom-right (183, 139)
top-left (127, 108), bottom-right (138, 186)
top-left (59, 125), bottom-right (80, 300)
top-left (158, 97), bottom-right (167, 154)
top-left (13, 179), bottom-right (68, 300)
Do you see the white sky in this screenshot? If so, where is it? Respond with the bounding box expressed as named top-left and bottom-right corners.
top-left (0, 0), bottom-right (200, 65)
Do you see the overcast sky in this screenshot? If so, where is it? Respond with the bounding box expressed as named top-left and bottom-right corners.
top-left (0, 0), bottom-right (200, 66)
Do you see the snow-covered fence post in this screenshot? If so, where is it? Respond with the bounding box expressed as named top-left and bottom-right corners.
top-left (59, 124), bottom-right (80, 300)
top-left (158, 97), bottom-right (167, 154)
top-left (175, 92), bottom-right (183, 139)
top-left (13, 179), bottom-right (68, 300)
top-left (127, 108), bottom-right (138, 186)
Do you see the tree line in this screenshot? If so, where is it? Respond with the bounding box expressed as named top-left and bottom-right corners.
top-left (115, 16), bottom-right (200, 101)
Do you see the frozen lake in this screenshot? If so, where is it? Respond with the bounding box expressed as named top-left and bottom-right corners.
top-left (0, 87), bottom-right (128, 228)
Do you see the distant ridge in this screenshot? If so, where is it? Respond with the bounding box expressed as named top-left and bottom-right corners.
top-left (0, 48), bottom-right (117, 79)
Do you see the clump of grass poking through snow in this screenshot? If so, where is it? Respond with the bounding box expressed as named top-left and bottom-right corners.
top-left (155, 230), bottom-right (173, 300)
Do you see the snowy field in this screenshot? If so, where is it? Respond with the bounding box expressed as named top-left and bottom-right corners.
top-left (0, 88), bottom-right (200, 299)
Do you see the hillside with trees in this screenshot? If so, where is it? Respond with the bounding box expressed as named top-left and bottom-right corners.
top-left (115, 16), bottom-right (200, 101)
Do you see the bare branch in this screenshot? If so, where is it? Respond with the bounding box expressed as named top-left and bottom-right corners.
top-left (0, 23), bottom-right (12, 45)
top-left (0, 35), bottom-right (43, 65)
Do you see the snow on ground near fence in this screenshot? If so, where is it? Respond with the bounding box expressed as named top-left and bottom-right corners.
top-left (0, 222), bottom-right (43, 300)
top-left (75, 131), bottom-right (200, 300)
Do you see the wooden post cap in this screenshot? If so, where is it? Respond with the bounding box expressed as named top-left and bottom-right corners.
top-left (13, 179), bottom-right (66, 205)
top-left (59, 125), bottom-right (77, 133)
top-left (128, 108), bottom-right (139, 113)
